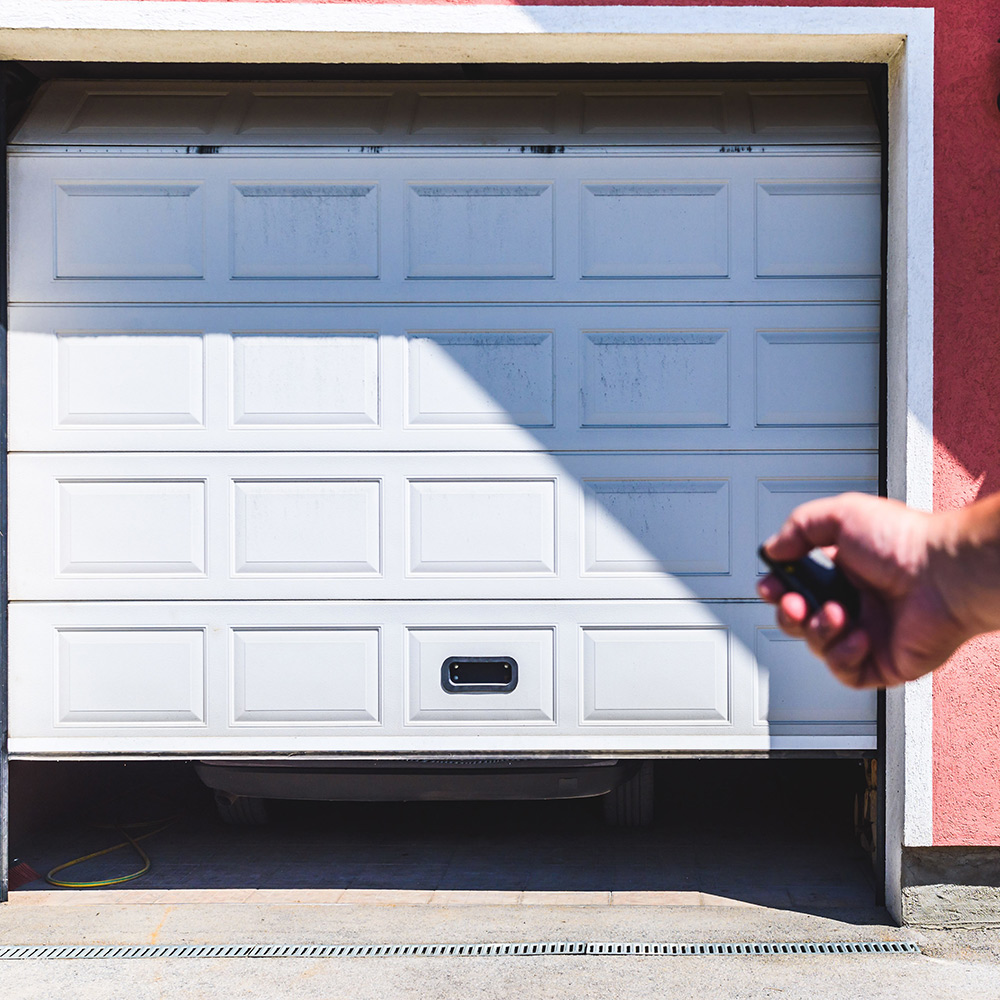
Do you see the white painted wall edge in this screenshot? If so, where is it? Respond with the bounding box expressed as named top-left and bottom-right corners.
top-left (881, 7), bottom-right (934, 924)
top-left (0, 2), bottom-right (933, 34)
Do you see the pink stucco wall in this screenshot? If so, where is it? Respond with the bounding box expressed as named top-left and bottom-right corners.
top-left (925, 2), bottom-right (1000, 848)
top-left (47, 0), bottom-right (1000, 845)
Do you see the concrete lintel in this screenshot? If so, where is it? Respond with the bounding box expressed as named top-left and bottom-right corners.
top-left (0, 29), bottom-right (907, 65)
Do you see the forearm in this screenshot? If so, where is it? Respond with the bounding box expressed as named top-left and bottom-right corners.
top-left (930, 492), bottom-right (1000, 638)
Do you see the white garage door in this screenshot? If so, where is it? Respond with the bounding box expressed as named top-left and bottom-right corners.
top-left (6, 80), bottom-right (880, 755)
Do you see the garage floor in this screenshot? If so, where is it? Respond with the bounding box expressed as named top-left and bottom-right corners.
top-left (8, 759), bottom-right (876, 913)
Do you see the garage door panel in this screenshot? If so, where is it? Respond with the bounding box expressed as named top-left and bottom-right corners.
top-left (580, 181), bottom-right (729, 278)
top-left (583, 478), bottom-right (731, 576)
top-left (406, 330), bottom-right (554, 427)
top-left (232, 628), bottom-right (380, 726)
top-left (231, 181), bottom-right (380, 279)
top-left (408, 182), bottom-right (554, 278)
top-left (9, 452), bottom-right (875, 601)
top-left (56, 628), bottom-right (206, 726)
top-left (581, 90), bottom-right (725, 136)
top-left (579, 329), bottom-right (729, 427)
top-left (407, 479), bottom-right (557, 576)
top-left (57, 330), bottom-right (206, 427)
top-left (54, 181), bottom-right (205, 280)
top-left (8, 601), bottom-right (874, 753)
top-left (581, 627), bottom-right (730, 723)
top-left (231, 330), bottom-right (380, 427)
top-left (9, 153), bottom-right (880, 305)
top-left (63, 89), bottom-right (231, 137)
top-left (409, 92), bottom-right (560, 137)
top-left (756, 477), bottom-right (878, 565)
top-left (233, 480), bottom-right (382, 576)
top-left (57, 480), bottom-right (207, 576)
top-left (755, 627), bottom-right (878, 726)
top-left (9, 304), bottom-right (878, 453)
top-left (406, 628), bottom-right (555, 725)
top-left (755, 179), bottom-right (881, 278)
top-left (755, 329), bottom-right (879, 426)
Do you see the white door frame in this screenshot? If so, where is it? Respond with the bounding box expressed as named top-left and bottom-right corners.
top-left (0, 3), bottom-right (935, 922)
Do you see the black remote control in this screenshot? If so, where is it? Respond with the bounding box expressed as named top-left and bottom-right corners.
top-left (758, 545), bottom-right (861, 621)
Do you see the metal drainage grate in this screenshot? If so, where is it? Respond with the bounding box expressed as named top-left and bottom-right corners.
top-left (0, 941), bottom-right (921, 961)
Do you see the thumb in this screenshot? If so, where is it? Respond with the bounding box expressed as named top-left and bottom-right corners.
top-left (763, 493), bottom-right (877, 562)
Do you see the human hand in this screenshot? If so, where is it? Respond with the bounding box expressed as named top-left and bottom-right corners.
top-left (757, 492), bottom-right (990, 688)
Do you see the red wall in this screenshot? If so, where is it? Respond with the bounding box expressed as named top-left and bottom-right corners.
top-left (95, 0), bottom-right (1000, 846)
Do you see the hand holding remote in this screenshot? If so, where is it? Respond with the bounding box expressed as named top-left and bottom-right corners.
top-left (757, 492), bottom-right (1000, 689)
top-left (757, 545), bottom-right (860, 622)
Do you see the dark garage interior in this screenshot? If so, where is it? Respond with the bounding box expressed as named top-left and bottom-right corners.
top-left (7, 758), bottom-right (877, 912)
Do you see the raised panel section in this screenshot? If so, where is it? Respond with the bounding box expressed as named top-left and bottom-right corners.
top-left (57, 629), bottom-right (205, 724)
top-left (239, 93), bottom-right (391, 134)
top-left (55, 183), bottom-right (204, 279)
top-left (14, 80), bottom-right (880, 148)
top-left (58, 481), bottom-right (206, 575)
top-left (584, 480), bottom-right (730, 575)
top-left (580, 182), bottom-right (728, 278)
top-left (7, 602), bottom-right (877, 752)
top-left (408, 184), bottom-right (553, 278)
top-left (757, 478), bottom-right (878, 563)
top-left (407, 628), bottom-right (555, 723)
top-left (231, 332), bottom-right (378, 426)
top-left (582, 627), bottom-right (729, 723)
top-left (233, 481), bottom-right (380, 575)
top-left (231, 183), bottom-right (379, 278)
top-left (232, 629), bottom-right (380, 724)
top-left (410, 93), bottom-right (557, 135)
top-left (9, 452), bottom-right (877, 601)
top-left (749, 90), bottom-right (877, 135)
top-left (407, 331), bottom-right (553, 427)
top-left (408, 480), bottom-right (556, 575)
top-left (66, 92), bottom-right (226, 134)
top-left (755, 628), bottom-right (877, 724)
top-left (756, 330), bottom-right (878, 426)
top-left (756, 181), bottom-right (880, 277)
top-left (10, 303), bottom-right (880, 453)
top-left (57, 332), bottom-right (204, 427)
top-left (582, 92), bottom-right (726, 134)
top-left (580, 330), bottom-right (728, 427)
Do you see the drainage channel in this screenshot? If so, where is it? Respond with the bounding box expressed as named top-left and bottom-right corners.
top-left (0, 941), bottom-right (921, 961)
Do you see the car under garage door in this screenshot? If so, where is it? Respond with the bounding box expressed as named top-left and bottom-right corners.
top-left (6, 78), bottom-right (880, 757)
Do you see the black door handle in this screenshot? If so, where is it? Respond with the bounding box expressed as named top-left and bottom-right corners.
top-left (441, 657), bottom-right (518, 693)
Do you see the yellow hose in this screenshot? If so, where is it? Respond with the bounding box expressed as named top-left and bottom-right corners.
top-left (46, 818), bottom-right (176, 889)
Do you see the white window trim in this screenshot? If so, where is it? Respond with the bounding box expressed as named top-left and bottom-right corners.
top-left (0, 3), bottom-right (935, 921)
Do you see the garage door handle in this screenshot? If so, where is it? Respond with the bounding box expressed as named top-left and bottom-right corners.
top-left (441, 657), bottom-right (518, 694)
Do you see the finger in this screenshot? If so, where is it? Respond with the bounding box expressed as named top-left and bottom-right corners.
top-left (762, 492), bottom-right (877, 561)
top-left (776, 591), bottom-right (811, 634)
top-left (807, 600), bottom-right (851, 650)
top-left (820, 628), bottom-right (876, 689)
top-left (756, 574), bottom-right (786, 604)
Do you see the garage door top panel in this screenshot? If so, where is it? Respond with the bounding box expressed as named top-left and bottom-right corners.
top-left (11, 80), bottom-right (879, 148)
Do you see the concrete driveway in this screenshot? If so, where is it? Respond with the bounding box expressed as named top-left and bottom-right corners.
top-left (2, 895), bottom-right (999, 1000)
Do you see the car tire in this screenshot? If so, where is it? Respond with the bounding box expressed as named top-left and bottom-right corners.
top-left (602, 762), bottom-right (654, 828)
top-left (214, 790), bottom-right (269, 826)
